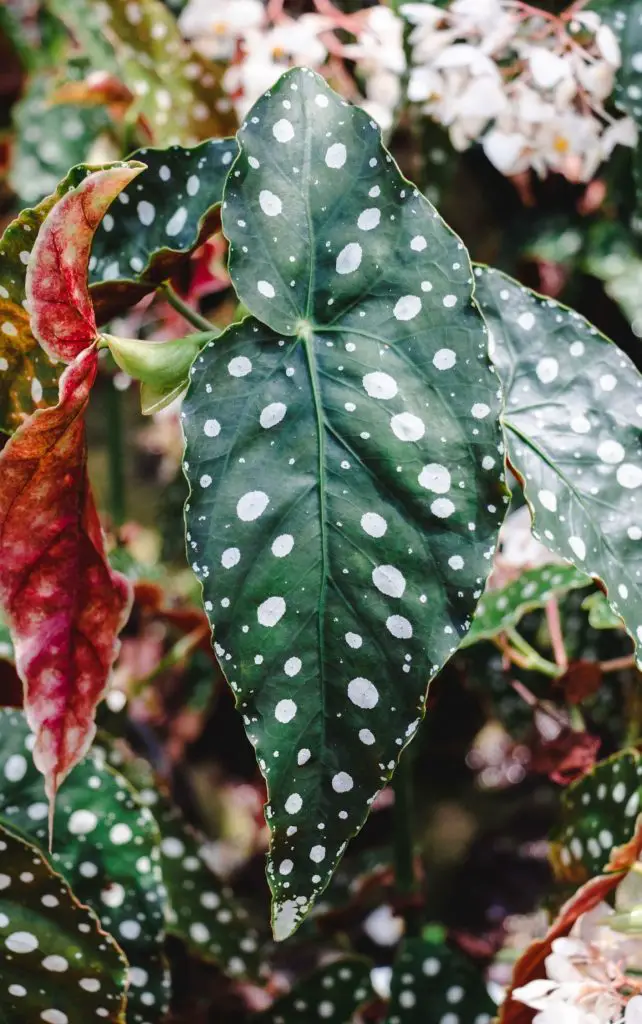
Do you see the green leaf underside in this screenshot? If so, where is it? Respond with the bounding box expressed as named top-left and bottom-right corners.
top-left (385, 937), bottom-right (495, 1024)
top-left (552, 750), bottom-right (642, 881)
top-left (582, 590), bottom-right (626, 631)
top-left (0, 824), bottom-right (128, 1024)
top-left (0, 711), bottom-right (168, 1024)
top-left (255, 958), bottom-right (372, 1023)
top-left (183, 67), bottom-right (506, 940)
top-left (463, 564), bottom-right (592, 647)
top-left (474, 266), bottom-right (642, 667)
top-left (89, 138), bottom-right (237, 318)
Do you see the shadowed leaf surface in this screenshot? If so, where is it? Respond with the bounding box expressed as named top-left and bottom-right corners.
top-left (183, 68), bottom-right (505, 939)
top-left (255, 958), bottom-right (372, 1023)
top-left (0, 823), bottom-right (128, 1024)
top-left (475, 266), bottom-right (642, 667)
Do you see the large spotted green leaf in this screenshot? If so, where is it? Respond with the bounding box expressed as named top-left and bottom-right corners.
top-left (182, 68), bottom-right (505, 939)
top-left (385, 935), bottom-right (496, 1024)
top-left (0, 825), bottom-right (128, 1024)
top-left (255, 958), bottom-right (372, 1023)
top-left (463, 564), bottom-right (591, 648)
top-left (0, 710), bottom-right (168, 1024)
top-left (89, 137), bottom-right (237, 322)
top-left (551, 750), bottom-right (642, 884)
top-left (474, 266), bottom-right (642, 667)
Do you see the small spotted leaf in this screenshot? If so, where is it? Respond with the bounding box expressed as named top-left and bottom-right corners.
top-left (0, 350), bottom-right (133, 808)
top-left (89, 138), bottom-right (237, 321)
top-left (0, 709), bottom-right (169, 1023)
top-left (26, 163), bottom-right (144, 364)
top-left (47, 0), bottom-right (236, 146)
top-left (551, 749), bottom-right (642, 884)
top-left (0, 824), bottom-right (128, 1024)
top-left (385, 936), bottom-right (496, 1024)
top-left (462, 565), bottom-right (591, 648)
top-left (475, 266), bottom-right (642, 667)
top-left (255, 958), bottom-right (372, 1023)
top-left (183, 67), bottom-right (505, 940)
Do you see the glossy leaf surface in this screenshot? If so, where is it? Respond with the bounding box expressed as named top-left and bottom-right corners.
top-left (0, 824), bottom-right (128, 1024)
top-left (475, 266), bottom-right (642, 667)
top-left (26, 163), bottom-right (144, 363)
top-left (0, 710), bottom-right (168, 1024)
top-left (551, 750), bottom-right (642, 884)
top-left (463, 565), bottom-right (591, 647)
top-left (385, 936), bottom-right (496, 1024)
top-left (90, 139), bottom-right (237, 320)
top-left (0, 350), bottom-right (132, 804)
top-left (184, 68), bottom-right (505, 938)
top-left (255, 958), bottom-right (372, 1023)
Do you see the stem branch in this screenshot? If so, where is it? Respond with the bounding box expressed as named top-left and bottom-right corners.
top-left (161, 282), bottom-right (214, 333)
top-left (392, 751), bottom-right (422, 938)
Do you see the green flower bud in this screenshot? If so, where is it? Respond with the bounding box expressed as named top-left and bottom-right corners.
top-left (100, 332), bottom-right (212, 414)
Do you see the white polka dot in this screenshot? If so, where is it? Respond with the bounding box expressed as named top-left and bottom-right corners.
top-left (258, 596), bottom-right (286, 627)
top-left (391, 413), bottom-right (425, 442)
top-left (68, 810), bottom-right (98, 835)
top-left (359, 728), bottom-right (375, 745)
top-left (4, 754), bottom-right (27, 782)
top-left (597, 440), bottom-right (624, 464)
top-left (345, 632), bottom-right (362, 649)
top-left (1, 321), bottom-right (17, 336)
top-left (336, 243), bottom-right (362, 275)
top-left (285, 793), bottom-right (302, 813)
top-left (617, 465), bottom-right (642, 489)
top-left (221, 547), bottom-right (240, 569)
top-left (362, 371), bottom-right (397, 399)
top-left (284, 657), bottom-right (302, 677)
top-left (411, 235), bottom-right (427, 251)
top-left (79, 978), bottom-right (100, 993)
top-left (358, 209), bottom-right (381, 231)
top-left (600, 374), bottom-right (617, 391)
top-left (471, 403), bottom-right (490, 419)
top-left (570, 341), bottom-right (584, 356)
top-left (629, 526), bottom-right (642, 540)
top-left (443, 295), bottom-right (457, 308)
top-left (237, 490), bottom-right (269, 521)
top-left (257, 280), bottom-right (275, 298)
top-left (419, 464), bottom-right (450, 493)
top-left (536, 358), bottom-right (558, 383)
top-left (361, 512), bottom-right (387, 537)
top-left (310, 845), bottom-right (326, 863)
top-left (199, 474), bottom-right (212, 489)
top-left (42, 955), bottom-right (68, 972)
top-left (332, 772), bottom-right (353, 793)
top-left (433, 348), bottom-right (456, 371)
top-left (538, 489), bottom-right (557, 511)
top-left (325, 143), bottom-right (346, 168)
top-left (137, 201), bottom-right (155, 225)
top-left (203, 419), bottom-right (220, 437)
top-left (431, 498), bottom-right (455, 518)
top-left (569, 536), bottom-right (586, 560)
top-left (372, 565), bottom-right (406, 598)
top-left (393, 295), bottom-right (421, 321)
top-left (348, 677), bottom-right (379, 709)
top-left (275, 699), bottom-right (297, 723)
top-left (187, 175), bottom-right (200, 196)
top-left (273, 119), bottom-right (294, 143)
top-left (449, 555), bottom-right (464, 570)
top-left (161, 837), bottom-right (185, 858)
top-left (297, 749), bottom-right (311, 765)
top-left (571, 415), bottom-right (590, 434)
top-left (101, 883), bottom-right (125, 908)
top-left (40, 1012), bottom-right (68, 1024)
top-left (315, 94), bottom-right (329, 107)
top-left (279, 859), bottom-right (294, 875)
top-left (8, 986), bottom-right (26, 997)
top-left (386, 615), bottom-right (412, 639)
top-left (166, 206), bottom-right (188, 237)
top-left (259, 190), bottom-right (282, 216)
top-left (518, 312), bottom-right (535, 331)
top-left (482, 456), bottom-right (495, 470)
top-left (400, 991), bottom-right (416, 1008)
top-left (260, 402), bottom-right (287, 429)
top-left (272, 534), bottom-right (294, 557)
top-left (109, 823), bottom-right (132, 845)
top-left (5, 931), bottom-right (38, 953)
top-left (228, 356), bottom-right (252, 377)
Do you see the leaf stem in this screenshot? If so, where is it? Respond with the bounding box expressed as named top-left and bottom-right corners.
top-left (546, 597), bottom-right (568, 671)
top-left (161, 282), bottom-right (214, 333)
top-left (502, 629), bottom-right (562, 678)
top-left (105, 376), bottom-right (127, 526)
top-left (392, 750), bottom-right (422, 938)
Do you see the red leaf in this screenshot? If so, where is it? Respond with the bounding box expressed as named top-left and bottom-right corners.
top-left (0, 347), bottom-right (132, 809)
top-left (25, 163), bottom-right (144, 363)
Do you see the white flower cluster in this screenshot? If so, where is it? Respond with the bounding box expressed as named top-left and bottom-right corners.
top-left (177, 0), bottom-right (636, 182)
top-left (402, 0), bottom-right (636, 181)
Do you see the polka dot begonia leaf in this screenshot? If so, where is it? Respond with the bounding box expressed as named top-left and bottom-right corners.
top-left (582, 590), bottom-right (625, 631)
top-left (385, 936), bottom-right (496, 1024)
top-left (462, 564), bottom-right (591, 648)
top-left (255, 957), bottom-right (372, 1023)
top-left (474, 266), bottom-right (642, 668)
top-left (0, 824), bottom-right (128, 1024)
top-left (89, 137), bottom-right (237, 322)
top-left (0, 710), bottom-right (169, 1024)
top-left (47, 0), bottom-right (236, 147)
top-left (550, 749), bottom-right (642, 884)
top-left (182, 67), bottom-right (506, 940)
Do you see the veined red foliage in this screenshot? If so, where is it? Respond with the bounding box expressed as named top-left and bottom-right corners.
top-left (25, 163), bottom-right (144, 363)
top-left (0, 347), bottom-right (132, 811)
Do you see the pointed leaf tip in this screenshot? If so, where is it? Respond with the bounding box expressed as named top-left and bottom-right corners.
top-left (25, 162), bottom-right (145, 364)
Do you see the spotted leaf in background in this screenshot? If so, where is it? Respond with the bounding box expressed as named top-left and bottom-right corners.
top-left (475, 266), bottom-right (642, 666)
top-left (47, 0), bottom-right (236, 145)
top-left (89, 138), bottom-right (237, 321)
top-left (385, 935), bottom-right (496, 1024)
top-left (463, 565), bottom-right (591, 648)
top-left (551, 750), bottom-right (642, 884)
top-left (26, 162), bottom-right (144, 363)
top-left (0, 824), bottom-right (128, 1024)
top-left (255, 958), bottom-right (372, 1023)
top-left (582, 590), bottom-right (625, 630)
top-left (0, 710), bottom-right (168, 1024)
top-left (0, 349), bottom-right (132, 807)
top-left (183, 68), bottom-right (505, 939)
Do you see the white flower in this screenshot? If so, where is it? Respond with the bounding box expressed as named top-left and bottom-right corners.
top-left (528, 47), bottom-right (574, 91)
top-left (179, 0), bottom-right (264, 59)
top-left (342, 6), bottom-right (406, 129)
